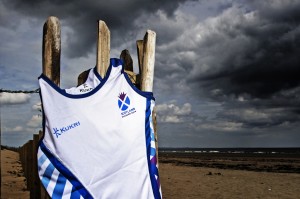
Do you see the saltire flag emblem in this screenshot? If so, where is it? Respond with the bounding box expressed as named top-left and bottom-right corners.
top-left (118, 92), bottom-right (130, 111)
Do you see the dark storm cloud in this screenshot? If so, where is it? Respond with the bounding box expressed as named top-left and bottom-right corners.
top-left (189, 1), bottom-right (300, 100)
top-left (250, 0), bottom-right (300, 23)
top-left (2, 0), bottom-right (300, 147)
top-left (2, 0), bottom-right (191, 58)
top-left (150, 0), bottom-right (300, 132)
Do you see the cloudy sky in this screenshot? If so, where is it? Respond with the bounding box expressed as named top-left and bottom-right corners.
top-left (1, 0), bottom-right (300, 147)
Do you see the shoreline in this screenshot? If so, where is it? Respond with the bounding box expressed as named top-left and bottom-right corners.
top-left (158, 152), bottom-right (300, 174)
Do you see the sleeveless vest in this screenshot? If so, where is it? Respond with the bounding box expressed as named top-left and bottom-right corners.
top-left (38, 58), bottom-right (162, 199)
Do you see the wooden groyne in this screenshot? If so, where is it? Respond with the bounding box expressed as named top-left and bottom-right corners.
top-left (19, 131), bottom-right (49, 199)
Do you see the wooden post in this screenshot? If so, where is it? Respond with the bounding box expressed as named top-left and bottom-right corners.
top-left (97, 20), bottom-right (110, 78)
top-left (77, 69), bottom-right (90, 86)
top-left (23, 142), bottom-right (28, 180)
top-left (77, 20), bottom-right (110, 84)
top-left (41, 16), bottom-right (59, 199)
top-left (138, 30), bottom-right (159, 160)
top-left (32, 134), bottom-right (40, 198)
top-left (140, 30), bottom-right (156, 92)
top-left (120, 49), bottom-right (133, 71)
top-left (120, 49), bottom-right (140, 86)
top-left (136, 40), bottom-right (144, 76)
top-left (26, 140), bottom-right (33, 194)
top-left (42, 16), bottom-right (61, 86)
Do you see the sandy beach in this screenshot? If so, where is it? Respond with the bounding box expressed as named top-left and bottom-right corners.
top-left (1, 148), bottom-right (300, 198)
top-left (160, 163), bottom-right (300, 199)
top-left (1, 149), bottom-right (29, 199)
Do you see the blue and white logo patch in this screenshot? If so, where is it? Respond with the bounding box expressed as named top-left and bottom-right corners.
top-left (118, 92), bottom-right (136, 118)
top-left (118, 92), bottom-right (130, 111)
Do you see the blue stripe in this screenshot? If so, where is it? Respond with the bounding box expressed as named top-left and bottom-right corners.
top-left (145, 99), bottom-right (161, 199)
top-left (93, 67), bottom-right (103, 81)
top-left (151, 164), bottom-right (159, 176)
top-left (151, 132), bottom-right (155, 141)
top-left (38, 154), bottom-right (47, 168)
top-left (41, 163), bottom-right (55, 189)
top-left (70, 186), bottom-right (81, 199)
top-left (39, 142), bottom-right (93, 198)
top-left (52, 173), bottom-right (67, 198)
top-left (150, 148), bottom-right (156, 156)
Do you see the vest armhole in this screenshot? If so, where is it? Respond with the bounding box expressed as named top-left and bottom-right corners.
top-left (122, 71), bottom-right (155, 101)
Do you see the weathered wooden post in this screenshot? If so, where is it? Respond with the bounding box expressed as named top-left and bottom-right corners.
top-left (140, 30), bottom-right (156, 92)
top-left (120, 49), bottom-right (133, 71)
top-left (137, 30), bottom-right (159, 159)
top-left (77, 20), bottom-right (110, 84)
top-left (26, 140), bottom-right (33, 194)
top-left (120, 49), bottom-right (140, 86)
top-left (136, 40), bottom-right (144, 77)
top-left (32, 134), bottom-right (40, 198)
top-left (41, 16), bottom-right (60, 199)
top-left (97, 20), bottom-right (110, 78)
top-left (23, 142), bottom-right (28, 180)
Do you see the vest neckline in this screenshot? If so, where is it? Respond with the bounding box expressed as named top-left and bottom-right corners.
top-left (38, 58), bottom-right (122, 99)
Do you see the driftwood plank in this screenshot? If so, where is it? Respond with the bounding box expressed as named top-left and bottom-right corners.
top-left (120, 49), bottom-right (133, 72)
top-left (140, 30), bottom-right (156, 92)
top-left (139, 30), bottom-right (159, 160)
top-left (136, 40), bottom-right (144, 76)
top-left (120, 49), bottom-right (140, 87)
top-left (97, 20), bottom-right (110, 78)
top-left (32, 134), bottom-right (40, 198)
top-left (77, 69), bottom-right (90, 86)
top-left (42, 16), bottom-right (58, 199)
top-left (42, 16), bottom-right (61, 86)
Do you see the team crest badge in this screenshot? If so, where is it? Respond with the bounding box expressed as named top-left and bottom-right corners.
top-left (118, 92), bottom-right (136, 118)
top-left (118, 92), bottom-right (130, 111)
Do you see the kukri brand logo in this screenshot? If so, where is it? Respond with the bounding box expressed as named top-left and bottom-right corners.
top-left (53, 121), bottom-right (80, 138)
top-left (79, 83), bottom-right (93, 93)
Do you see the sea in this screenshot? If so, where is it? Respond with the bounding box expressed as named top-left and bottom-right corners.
top-left (159, 147), bottom-right (300, 155)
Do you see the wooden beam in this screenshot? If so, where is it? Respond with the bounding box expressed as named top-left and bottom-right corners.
top-left (120, 49), bottom-right (133, 72)
top-left (140, 30), bottom-right (156, 92)
top-left (97, 20), bottom-right (110, 78)
top-left (139, 30), bottom-right (159, 161)
top-left (32, 134), bottom-right (40, 198)
top-left (41, 16), bottom-right (58, 199)
top-left (77, 69), bottom-right (90, 86)
top-left (136, 40), bottom-right (144, 75)
top-left (119, 49), bottom-right (140, 87)
top-left (42, 16), bottom-right (61, 86)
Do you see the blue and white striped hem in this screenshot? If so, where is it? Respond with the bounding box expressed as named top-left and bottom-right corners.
top-left (37, 146), bottom-right (86, 199)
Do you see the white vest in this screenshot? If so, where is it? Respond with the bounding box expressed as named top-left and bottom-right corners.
top-left (38, 58), bottom-right (161, 199)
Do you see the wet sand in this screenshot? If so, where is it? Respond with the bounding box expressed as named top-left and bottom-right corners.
top-left (1, 149), bottom-right (300, 198)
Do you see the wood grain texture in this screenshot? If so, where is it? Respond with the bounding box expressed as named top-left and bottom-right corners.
top-left (140, 30), bottom-right (156, 92)
top-left (42, 16), bottom-right (61, 86)
top-left (97, 20), bottom-right (110, 78)
top-left (120, 49), bottom-right (133, 72)
top-left (136, 40), bottom-right (144, 75)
